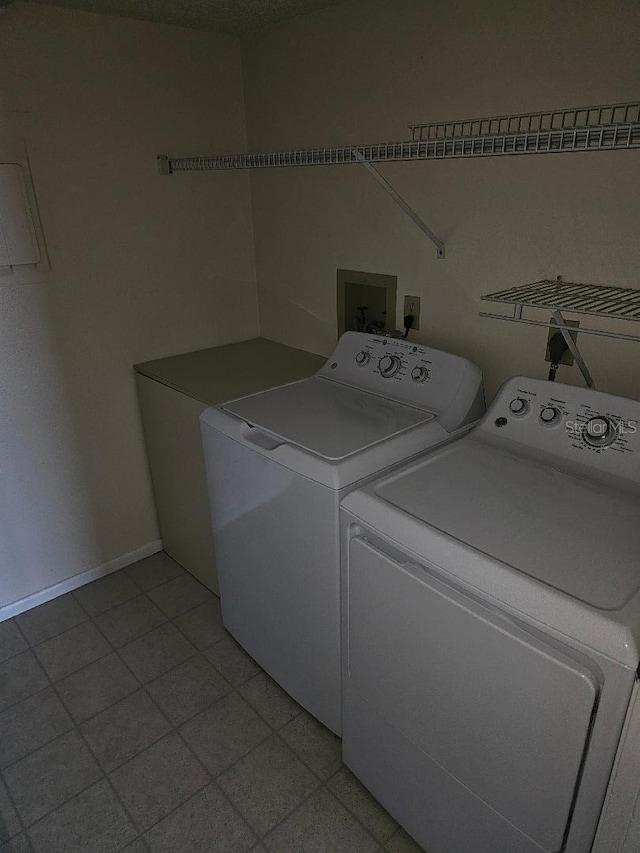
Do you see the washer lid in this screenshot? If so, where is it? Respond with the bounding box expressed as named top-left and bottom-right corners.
top-left (375, 438), bottom-right (640, 611)
top-left (223, 376), bottom-right (434, 461)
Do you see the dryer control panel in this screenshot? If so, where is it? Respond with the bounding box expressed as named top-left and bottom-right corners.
top-left (318, 331), bottom-right (484, 428)
top-left (479, 376), bottom-right (640, 486)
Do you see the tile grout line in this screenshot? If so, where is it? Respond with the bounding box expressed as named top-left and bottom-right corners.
top-left (0, 759), bottom-right (35, 852)
top-left (6, 682), bottom-right (382, 851)
top-left (3, 637), bottom-right (307, 849)
top-left (264, 731), bottom-right (392, 850)
top-left (44, 612), bottom-right (166, 851)
top-left (123, 561), bottom-right (188, 594)
top-left (201, 723), bottom-right (355, 846)
top-left (2, 674), bottom-right (108, 848)
top-left (0, 694), bottom-right (76, 774)
top-left (109, 637), bottom-right (304, 843)
top-left (0, 676), bottom-right (52, 718)
top-left (74, 561), bottom-right (148, 608)
top-left (10, 614), bottom-right (30, 648)
top-left (9, 562), bottom-right (209, 657)
top-left (250, 731), bottom-right (324, 844)
top-left (1, 563), bottom-right (208, 850)
top-left (199, 690), bottom-right (394, 848)
top-left (323, 766), bottom-right (399, 847)
top-left (20, 620), bottom-right (116, 840)
top-left (155, 732), bottom-right (258, 846)
top-left (78, 606), bottom-right (252, 846)
top-left (0, 615), bottom-right (51, 723)
top-left (138, 775), bottom-right (258, 851)
top-left (37, 647), bottom-right (115, 690)
top-left (92, 615), bottom-right (260, 846)
top-left (102, 603), bottom-right (351, 846)
top-left (2, 609), bottom-right (233, 772)
top-left (1, 565), bottom-right (393, 852)
top-left (1, 586), bottom-right (226, 743)
top-left (15, 609), bottom-right (91, 650)
top-left (6, 604), bottom-right (146, 846)
top-left (0, 602), bottom-right (220, 724)
top-left (56, 669), bottom-right (139, 730)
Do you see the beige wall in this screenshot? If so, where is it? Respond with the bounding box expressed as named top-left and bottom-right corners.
top-left (1, 0), bottom-right (638, 613)
top-left (0, 3), bottom-right (258, 610)
top-left (242, 0), bottom-right (640, 401)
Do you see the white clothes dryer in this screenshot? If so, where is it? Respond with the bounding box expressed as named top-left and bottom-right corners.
top-left (340, 376), bottom-right (640, 853)
top-left (200, 331), bottom-right (484, 734)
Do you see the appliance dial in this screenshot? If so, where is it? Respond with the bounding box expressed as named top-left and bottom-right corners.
top-left (410, 366), bottom-right (429, 383)
top-left (540, 406), bottom-right (561, 425)
top-left (583, 416), bottom-right (617, 447)
top-left (355, 350), bottom-right (370, 366)
top-left (509, 398), bottom-right (529, 416)
top-left (378, 354), bottom-right (402, 378)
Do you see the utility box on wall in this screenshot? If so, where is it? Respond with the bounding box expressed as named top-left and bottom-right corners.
top-left (0, 163), bottom-right (41, 268)
top-left (337, 269), bottom-right (397, 336)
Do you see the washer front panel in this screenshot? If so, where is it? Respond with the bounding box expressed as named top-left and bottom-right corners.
top-left (347, 535), bottom-right (600, 852)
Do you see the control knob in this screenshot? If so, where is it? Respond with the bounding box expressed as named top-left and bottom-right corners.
top-left (378, 354), bottom-right (402, 378)
top-left (355, 350), bottom-right (370, 366)
top-left (410, 366), bottom-right (429, 383)
top-left (509, 398), bottom-right (529, 416)
top-left (540, 406), bottom-right (561, 425)
top-left (583, 416), bottom-right (617, 447)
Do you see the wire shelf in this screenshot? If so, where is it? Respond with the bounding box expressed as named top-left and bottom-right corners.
top-left (158, 101), bottom-right (640, 174)
top-left (480, 278), bottom-right (640, 358)
top-left (482, 280), bottom-right (640, 322)
top-left (408, 102), bottom-right (640, 142)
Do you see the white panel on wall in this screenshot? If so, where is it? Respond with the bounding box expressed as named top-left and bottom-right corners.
top-left (0, 163), bottom-right (40, 267)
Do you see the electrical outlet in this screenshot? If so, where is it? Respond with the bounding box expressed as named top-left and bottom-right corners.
top-left (403, 295), bottom-right (421, 330)
top-left (545, 318), bottom-right (579, 366)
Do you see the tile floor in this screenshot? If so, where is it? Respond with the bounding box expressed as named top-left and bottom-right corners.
top-left (0, 551), bottom-right (425, 853)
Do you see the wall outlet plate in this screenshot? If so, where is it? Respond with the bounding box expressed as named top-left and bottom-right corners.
top-left (545, 318), bottom-right (579, 366)
top-left (403, 295), bottom-right (421, 330)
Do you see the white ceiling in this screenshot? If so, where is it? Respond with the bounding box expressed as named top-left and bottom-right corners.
top-left (29, 0), bottom-right (347, 34)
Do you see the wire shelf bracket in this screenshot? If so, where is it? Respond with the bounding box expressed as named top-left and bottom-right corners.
top-left (351, 149), bottom-right (445, 259)
top-left (480, 278), bottom-right (640, 388)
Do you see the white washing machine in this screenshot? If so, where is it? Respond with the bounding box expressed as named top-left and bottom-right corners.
top-left (200, 331), bottom-right (484, 735)
top-left (340, 376), bottom-right (640, 853)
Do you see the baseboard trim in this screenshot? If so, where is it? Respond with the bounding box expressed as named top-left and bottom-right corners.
top-left (0, 540), bottom-right (163, 622)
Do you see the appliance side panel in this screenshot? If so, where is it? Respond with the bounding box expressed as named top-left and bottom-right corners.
top-left (136, 373), bottom-right (218, 592)
top-left (201, 422), bottom-right (341, 734)
top-left (592, 682), bottom-right (640, 853)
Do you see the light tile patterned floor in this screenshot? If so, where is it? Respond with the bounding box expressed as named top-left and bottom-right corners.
top-left (0, 552), bottom-right (426, 853)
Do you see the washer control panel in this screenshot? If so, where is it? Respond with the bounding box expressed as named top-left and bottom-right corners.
top-left (480, 376), bottom-right (640, 482)
top-left (317, 331), bottom-right (483, 418)
top-left (350, 342), bottom-right (433, 385)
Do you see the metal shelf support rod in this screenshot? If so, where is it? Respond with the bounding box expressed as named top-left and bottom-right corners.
top-left (479, 312), bottom-right (640, 344)
top-left (551, 309), bottom-right (594, 388)
top-left (351, 149), bottom-right (445, 259)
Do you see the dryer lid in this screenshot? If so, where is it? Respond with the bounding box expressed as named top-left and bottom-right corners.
top-left (375, 438), bottom-right (640, 611)
top-left (223, 376), bottom-right (434, 461)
